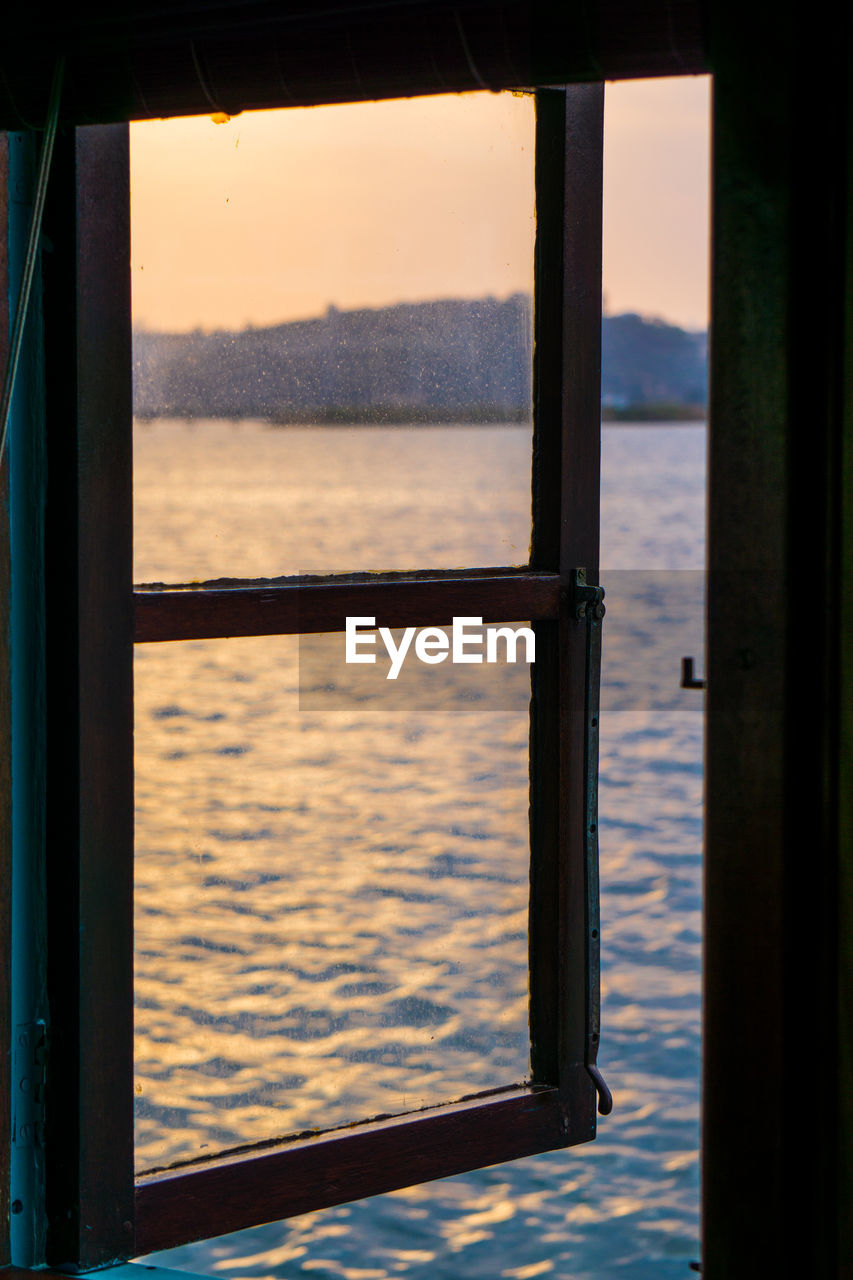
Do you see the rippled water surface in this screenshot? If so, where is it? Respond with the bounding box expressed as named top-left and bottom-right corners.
top-left (135, 641), bottom-right (532, 1164)
top-left (134, 421), bottom-right (704, 1277)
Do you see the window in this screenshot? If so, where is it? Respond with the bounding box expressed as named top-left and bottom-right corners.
top-left (6, 7), bottom-right (846, 1277)
top-left (5, 84), bottom-right (610, 1269)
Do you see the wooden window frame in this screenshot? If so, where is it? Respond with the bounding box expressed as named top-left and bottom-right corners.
top-left (8, 9), bottom-right (852, 1275)
top-left (28, 84), bottom-right (606, 1269)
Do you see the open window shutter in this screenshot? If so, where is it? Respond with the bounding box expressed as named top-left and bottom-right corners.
top-left (14, 84), bottom-right (613, 1265)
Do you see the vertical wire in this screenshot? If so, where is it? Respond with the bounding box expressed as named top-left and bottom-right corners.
top-left (0, 56), bottom-right (65, 467)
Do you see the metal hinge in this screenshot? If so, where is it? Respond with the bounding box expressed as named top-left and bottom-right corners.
top-left (572, 569), bottom-right (613, 1118)
top-left (13, 1020), bottom-right (47, 1148)
top-left (572, 565), bottom-right (606, 623)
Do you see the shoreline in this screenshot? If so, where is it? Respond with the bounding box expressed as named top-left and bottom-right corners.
top-left (134, 406), bottom-right (707, 427)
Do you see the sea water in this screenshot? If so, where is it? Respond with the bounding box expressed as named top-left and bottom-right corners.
top-left (133, 421), bottom-right (705, 1280)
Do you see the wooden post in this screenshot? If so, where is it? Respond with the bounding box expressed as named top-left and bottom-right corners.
top-left (704, 6), bottom-right (853, 1273)
top-left (41, 124), bottom-right (135, 1269)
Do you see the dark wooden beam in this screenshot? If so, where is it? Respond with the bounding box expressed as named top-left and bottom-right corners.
top-left (42, 125), bottom-right (135, 1269)
top-left (0, 0), bottom-right (708, 130)
top-left (135, 1088), bottom-right (569, 1254)
top-left (703, 3), bottom-right (853, 1274)
top-left (528, 85), bottom-right (603, 1130)
top-left (4, 128), bottom-right (54, 1269)
top-left (0, 131), bottom-right (12, 1272)
top-left (134, 571), bottom-right (559, 642)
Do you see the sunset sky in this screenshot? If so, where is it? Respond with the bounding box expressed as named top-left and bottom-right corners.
top-left (129, 76), bottom-right (710, 334)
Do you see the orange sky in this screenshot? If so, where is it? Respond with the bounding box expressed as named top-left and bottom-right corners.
top-left (130, 77), bottom-right (709, 334)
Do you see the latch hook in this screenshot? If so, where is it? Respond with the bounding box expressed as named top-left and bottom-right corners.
top-left (572, 569), bottom-right (613, 1118)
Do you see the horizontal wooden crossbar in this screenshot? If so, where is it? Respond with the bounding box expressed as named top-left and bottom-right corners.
top-left (134, 570), bottom-right (560, 642)
top-left (134, 1086), bottom-right (574, 1253)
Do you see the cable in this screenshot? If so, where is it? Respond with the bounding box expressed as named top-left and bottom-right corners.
top-left (0, 55), bottom-right (65, 467)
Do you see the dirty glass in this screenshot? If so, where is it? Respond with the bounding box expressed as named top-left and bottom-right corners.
top-left (130, 92), bottom-right (535, 583)
top-left (133, 420), bottom-right (533, 584)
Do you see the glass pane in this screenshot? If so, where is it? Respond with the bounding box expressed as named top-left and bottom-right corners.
top-left (134, 635), bottom-right (531, 1172)
top-left (133, 421), bottom-right (532, 583)
top-left (131, 93), bottom-right (535, 582)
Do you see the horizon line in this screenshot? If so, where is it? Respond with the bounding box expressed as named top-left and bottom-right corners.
top-left (132, 294), bottom-right (707, 338)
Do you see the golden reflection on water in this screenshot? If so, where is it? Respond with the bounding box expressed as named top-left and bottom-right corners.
top-left (133, 422), bottom-right (706, 1275)
top-left (134, 632), bottom-right (531, 1169)
top-left (133, 421), bottom-right (533, 584)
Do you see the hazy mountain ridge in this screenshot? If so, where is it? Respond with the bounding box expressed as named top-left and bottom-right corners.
top-left (133, 296), bottom-right (707, 421)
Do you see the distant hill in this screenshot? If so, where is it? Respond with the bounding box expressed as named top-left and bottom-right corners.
top-left (601, 312), bottom-right (707, 414)
top-left (133, 296), bottom-right (706, 422)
